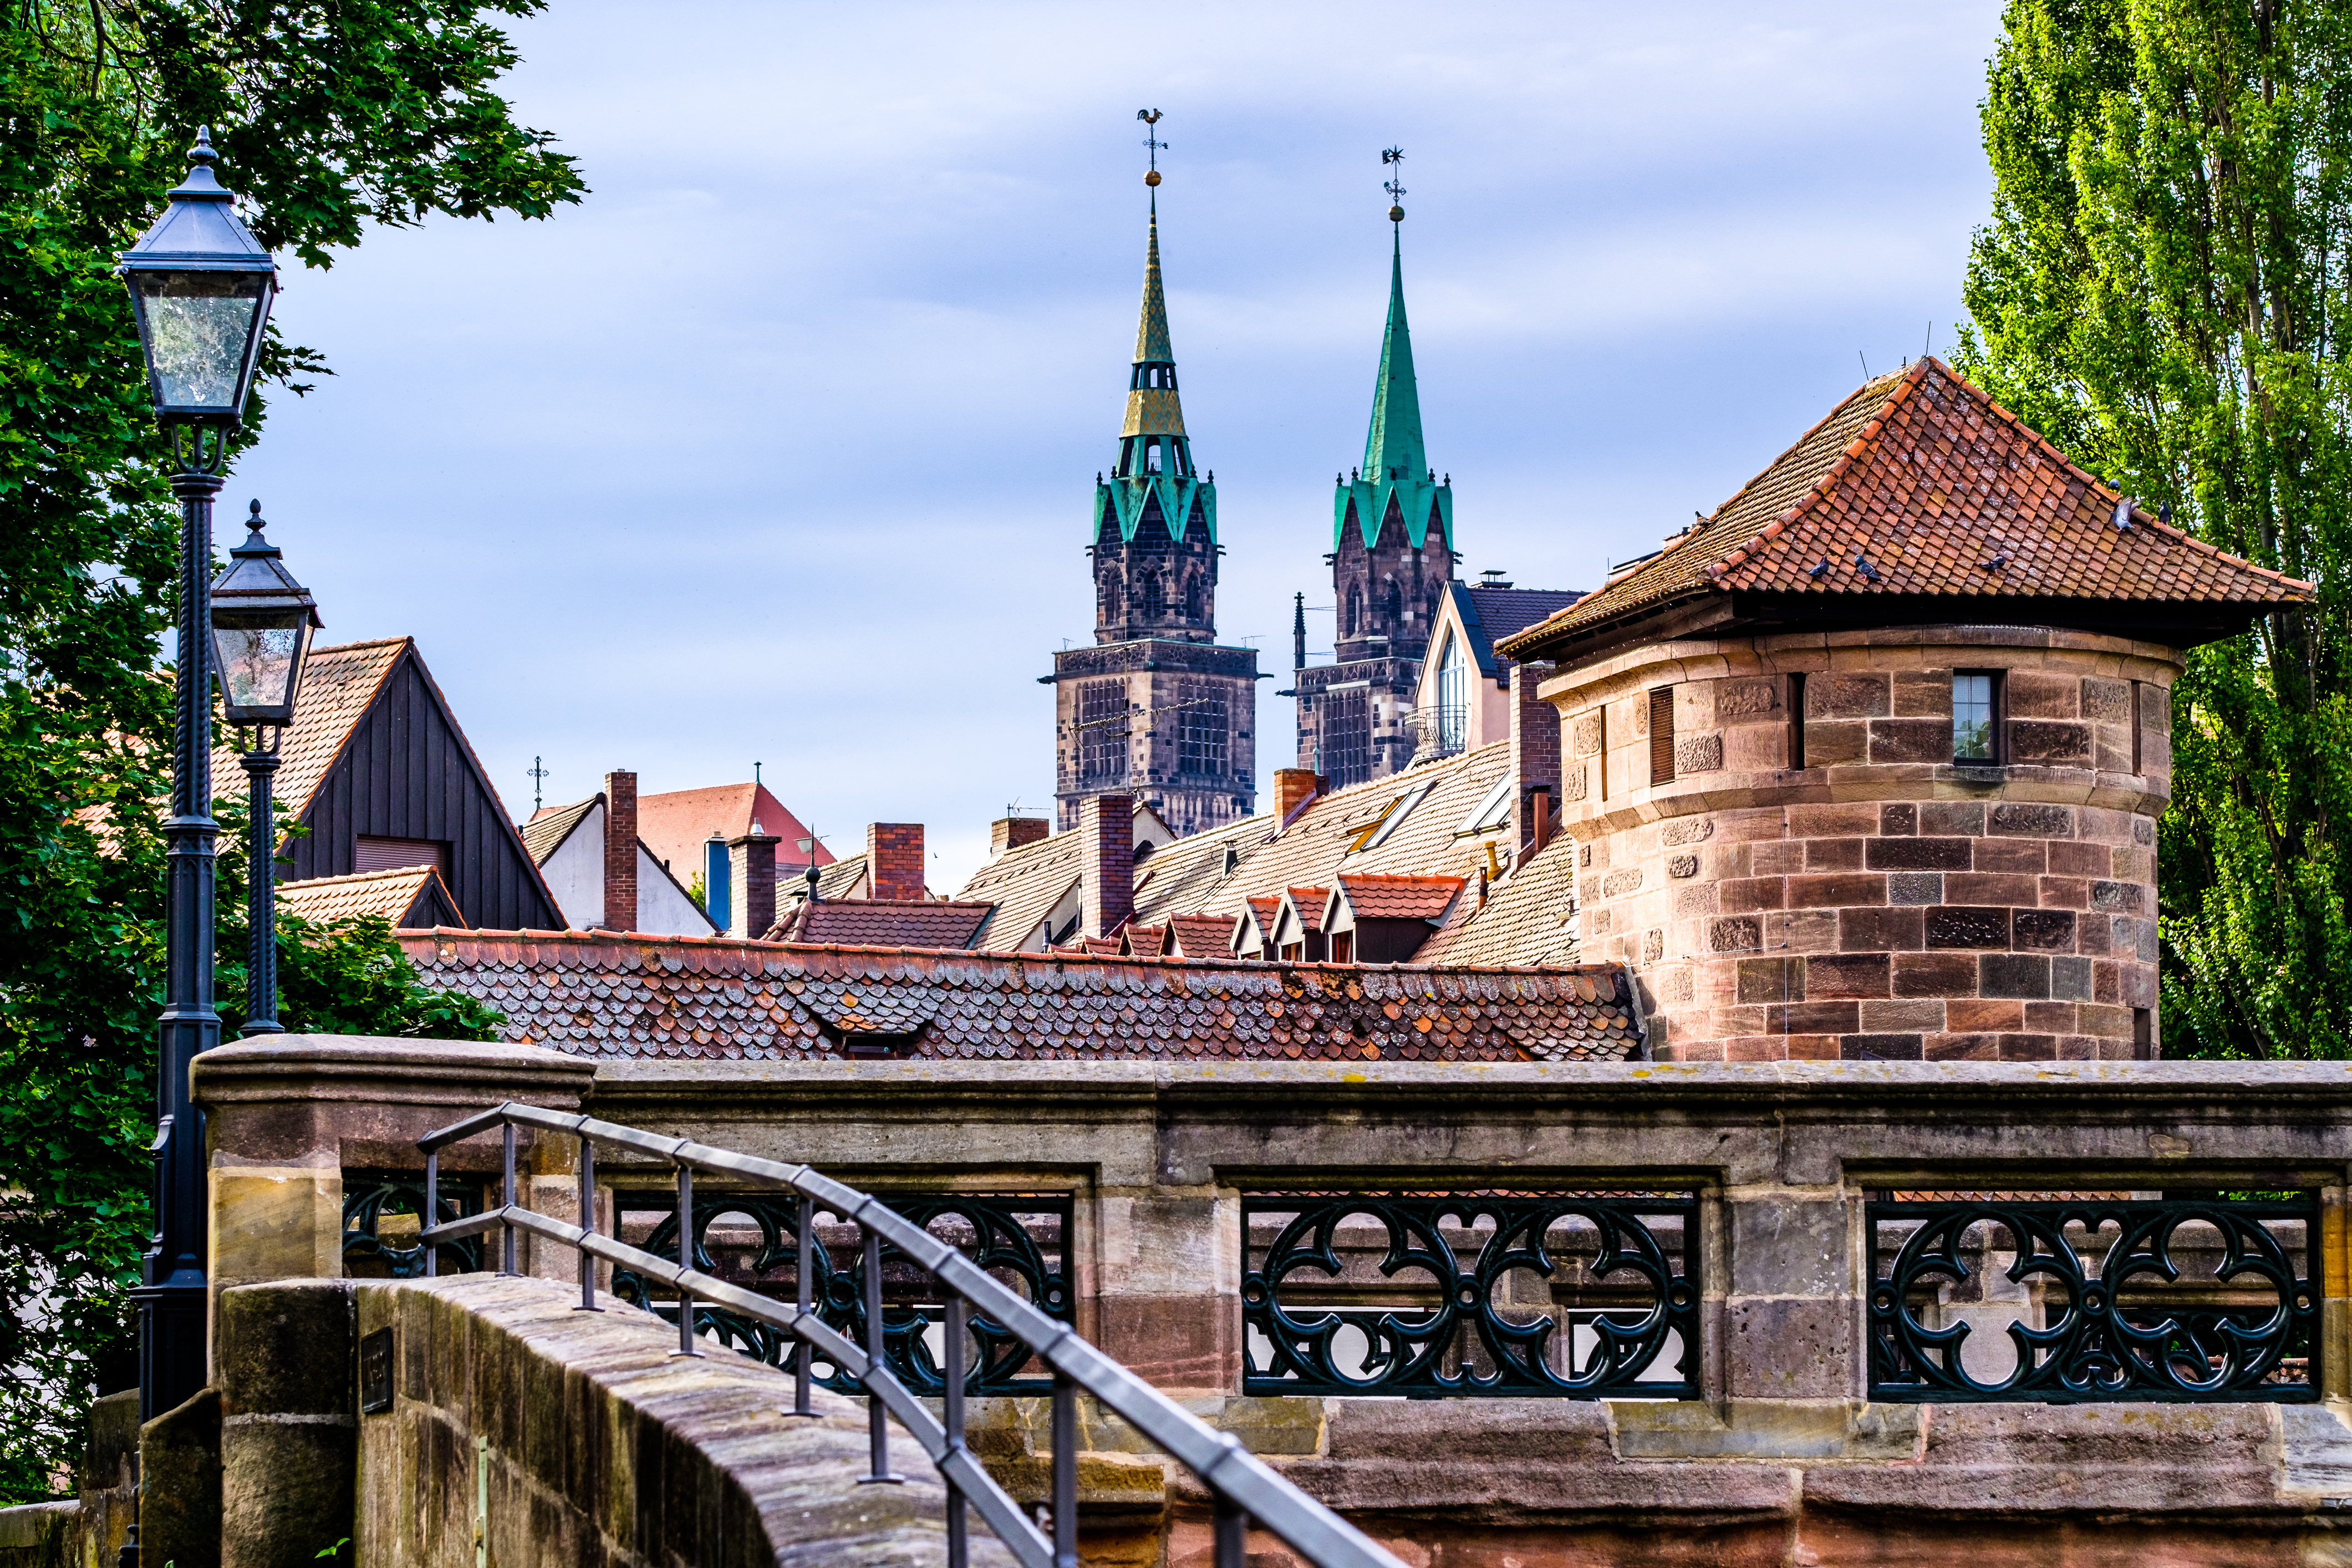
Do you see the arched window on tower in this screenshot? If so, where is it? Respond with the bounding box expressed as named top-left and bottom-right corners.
top-left (1345, 586), bottom-right (1362, 638)
top-left (1142, 568), bottom-right (1165, 619)
top-left (1383, 580), bottom-right (1403, 624)
top-left (1433, 630), bottom-right (1467, 755)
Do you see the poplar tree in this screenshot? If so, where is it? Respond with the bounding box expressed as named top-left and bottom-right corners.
top-left (1956, 0), bottom-right (2352, 1058)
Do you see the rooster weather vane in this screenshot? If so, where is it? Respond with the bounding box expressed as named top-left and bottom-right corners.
top-left (1138, 109), bottom-right (1165, 187)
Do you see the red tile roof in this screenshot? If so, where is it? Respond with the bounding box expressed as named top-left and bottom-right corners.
top-left (396, 928), bottom-right (1646, 1062)
top-left (635, 783), bottom-right (833, 891)
top-left (1121, 923), bottom-right (1169, 957)
top-left (210, 638), bottom-right (406, 818)
top-left (768, 899), bottom-right (992, 949)
top-left (1165, 914), bottom-right (1236, 958)
top-left (1336, 873), bottom-right (1466, 922)
top-left (279, 864), bottom-right (460, 929)
top-left (1499, 358), bottom-right (2316, 661)
top-left (1285, 887), bottom-right (1331, 935)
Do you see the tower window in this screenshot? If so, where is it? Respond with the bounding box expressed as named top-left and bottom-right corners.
top-left (1078, 681), bottom-right (1127, 781)
top-left (1323, 688), bottom-right (1371, 788)
top-left (1954, 671), bottom-right (2002, 763)
top-left (1178, 682), bottom-right (1229, 778)
top-left (1649, 687), bottom-right (1676, 787)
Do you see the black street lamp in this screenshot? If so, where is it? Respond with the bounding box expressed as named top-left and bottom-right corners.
top-left (211, 501), bottom-right (320, 1038)
top-left (117, 127), bottom-right (279, 1423)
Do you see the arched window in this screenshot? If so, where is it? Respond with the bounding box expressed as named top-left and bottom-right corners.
top-left (1345, 586), bottom-right (1362, 638)
top-left (1434, 630), bottom-right (1467, 754)
top-left (1382, 580), bottom-right (1403, 623)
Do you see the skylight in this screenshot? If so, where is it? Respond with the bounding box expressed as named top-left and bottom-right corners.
top-left (1455, 775), bottom-right (1514, 836)
top-left (1346, 782), bottom-right (1433, 853)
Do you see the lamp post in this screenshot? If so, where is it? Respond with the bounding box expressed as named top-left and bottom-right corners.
top-left (211, 501), bottom-right (320, 1037)
top-left (117, 126), bottom-right (279, 1423)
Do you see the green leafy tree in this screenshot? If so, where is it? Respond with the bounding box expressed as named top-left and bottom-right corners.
top-left (1957, 0), bottom-right (2352, 1058)
top-left (0, 0), bottom-right (575, 1501)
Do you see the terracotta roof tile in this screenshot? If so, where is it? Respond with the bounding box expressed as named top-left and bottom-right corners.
top-left (1499, 358), bottom-right (2316, 659)
top-left (521, 795), bottom-right (597, 864)
top-left (771, 900), bottom-right (992, 949)
top-left (278, 864), bottom-right (457, 929)
top-left (210, 638), bottom-right (405, 818)
top-left (1165, 914), bottom-right (1236, 957)
top-left (1336, 873), bottom-right (1466, 922)
top-left (398, 928), bottom-right (1643, 1063)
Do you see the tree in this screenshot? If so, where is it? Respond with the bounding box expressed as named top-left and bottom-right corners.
top-left (0, 0), bottom-right (577, 1500)
top-left (1956, 0), bottom-right (2352, 1058)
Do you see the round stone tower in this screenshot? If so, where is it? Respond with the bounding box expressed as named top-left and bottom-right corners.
top-left (1498, 360), bottom-right (2312, 1063)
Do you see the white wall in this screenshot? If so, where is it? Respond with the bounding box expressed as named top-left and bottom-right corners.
top-left (539, 803), bottom-right (607, 929)
top-left (639, 844), bottom-right (719, 937)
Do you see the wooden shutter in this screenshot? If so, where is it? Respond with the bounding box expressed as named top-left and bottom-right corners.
top-left (1649, 688), bottom-right (1676, 787)
top-left (355, 836), bottom-right (445, 874)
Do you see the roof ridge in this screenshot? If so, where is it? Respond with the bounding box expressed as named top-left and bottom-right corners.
top-left (281, 864), bottom-right (435, 889)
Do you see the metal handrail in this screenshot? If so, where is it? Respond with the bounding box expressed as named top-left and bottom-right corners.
top-left (414, 1102), bottom-right (1404, 1568)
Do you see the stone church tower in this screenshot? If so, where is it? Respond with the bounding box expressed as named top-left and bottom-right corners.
top-left (1292, 214), bottom-right (1457, 788)
top-left (1052, 191), bottom-right (1259, 836)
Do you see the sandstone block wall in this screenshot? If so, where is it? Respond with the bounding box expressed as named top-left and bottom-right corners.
top-left (1541, 625), bottom-right (2180, 1061)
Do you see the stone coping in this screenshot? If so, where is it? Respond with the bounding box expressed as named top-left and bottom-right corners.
top-left (194, 1031), bottom-right (593, 1102)
top-left (589, 1054), bottom-right (2352, 1106)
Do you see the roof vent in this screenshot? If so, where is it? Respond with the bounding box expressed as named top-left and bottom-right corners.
top-left (1479, 568), bottom-right (1513, 589)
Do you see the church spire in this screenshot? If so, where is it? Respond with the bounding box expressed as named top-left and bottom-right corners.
top-left (1334, 148), bottom-right (1450, 552)
top-left (1096, 111), bottom-right (1214, 551)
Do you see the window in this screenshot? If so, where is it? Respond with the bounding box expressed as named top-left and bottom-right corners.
top-left (1788, 673), bottom-right (1807, 770)
top-left (355, 836), bottom-right (445, 874)
top-left (1177, 682), bottom-right (1228, 778)
top-left (1330, 931), bottom-right (1355, 964)
top-left (1433, 632), bottom-right (1468, 754)
top-left (1455, 773), bottom-right (1514, 836)
top-left (1323, 688), bottom-right (1371, 788)
top-left (2134, 1007), bottom-right (2155, 1060)
top-left (1077, 680), bottom-right (1126, 781)
top-left (2131, 681), bottom-right (2144, 773)
top-left (1347, 782), bottom-right (1433, 853)
top-left (1649, 687), bottom-right (1676, 787)
top-left (1953, 671), bottom-right (2001, 762)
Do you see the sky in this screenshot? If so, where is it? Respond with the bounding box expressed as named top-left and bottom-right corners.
top-left (236, 0), bottom-right (2007, 892)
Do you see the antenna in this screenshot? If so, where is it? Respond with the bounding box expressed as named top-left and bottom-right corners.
top-left (1137, 109), bottom-right (1165, 188)
top-left (1859, 350), bottom-right (1870, 380)
top-left (1924, 320), bottom-right (1933, 361)
top-left (527, 756), bottom-right (550, 813)
top-left (1382, 145), bottom-right (1407, 221)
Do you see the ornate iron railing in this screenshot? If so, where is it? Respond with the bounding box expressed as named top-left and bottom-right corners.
top-left (416, 1104), bottom-right (1404, 1568)
top-left (1241, 1190), bottom-right (1700, 1398)
top-left (342, 1173), bottom-right (483, 1277)
top-left (609, 1192), bottom-right (1073, 1395)
top-left (1867, 1193), bottom-right (2320, 1402)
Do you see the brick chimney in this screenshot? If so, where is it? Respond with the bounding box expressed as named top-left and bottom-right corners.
top-left (867, 823), bottom-right (925, 902)
top-left (726, 822), bottom-right (780, 939)
top-left (990, 816), bottom-right (1051, 857)
top-left (1078, 794), bottom-right (1133, 939)
top-left (1273, 768), bottom-right (1324, 826)
top-left (1510, 659), bottom-right (1561, 853)
top-left (602, 770), bottom-right (638, 933)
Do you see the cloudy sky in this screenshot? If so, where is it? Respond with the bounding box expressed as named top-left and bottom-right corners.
top-left (240, 1), bottom-right (2004, 890)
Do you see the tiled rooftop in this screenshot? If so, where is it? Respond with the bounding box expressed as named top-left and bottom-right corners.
top-left (520, 795), bottom-right (596, 864)
top-left (396, 929), bottom-right (1645, 1063)
top-left (771, 899), bottom-right (994, 949)
top-left (210, 638), bottom-right (405, 817)
top-left (1500, 359), bottom-right (2316, 659)
top-left (1336, 873), bottom-right (1467, 922)
top-left (279, 864), bottom-right (457, 929)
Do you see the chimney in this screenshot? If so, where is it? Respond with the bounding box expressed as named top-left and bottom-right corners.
top-left (602, 770), bottom-right (638, 933)
top-left (1273, 768), bottom-right (1324, 826)
top-left (1510, 659), bottom-right (1561, 853)
top-left (990, 816), bottom-right (1051, 857)
top-left (1078, 793), bottom-right (1133, 938)
top-left (867, 823), bottom-right (925, 902)
top-left (726, 820), bottom-right (780, 939)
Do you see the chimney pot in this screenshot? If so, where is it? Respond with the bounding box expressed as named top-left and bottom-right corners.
top-left (1078, 794), bottom-right (1134, 939)
top-left (990, 816), bottom-right (1051, 857)
top-left (867, 823), bottom-right (926, 902)
top-left (1273, 768), bottom-right (1325, 826)
top-left (726, 823), bottom-right (781, 939)
top-left (603, 770), bottom-right (638, 934)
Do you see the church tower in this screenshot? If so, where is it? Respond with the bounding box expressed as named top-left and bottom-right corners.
top-left (1294, 157), bottom-right (1457, 787)
top-left (1052, 133), bottom-right (1259, 837)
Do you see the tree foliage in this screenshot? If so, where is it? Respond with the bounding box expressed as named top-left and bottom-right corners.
top-left (1957, 0), bottom-right (2352, 1058)
top-left (0, 0), bottom-right (573, 1501)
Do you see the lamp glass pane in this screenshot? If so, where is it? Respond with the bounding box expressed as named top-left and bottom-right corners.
top-left (135, 273), bottom-right (266, 411)
top-left (213, 620), bottom-right (302, 715)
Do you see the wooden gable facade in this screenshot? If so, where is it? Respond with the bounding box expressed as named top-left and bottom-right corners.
top-left (226, 638), bottom-right (561, 931)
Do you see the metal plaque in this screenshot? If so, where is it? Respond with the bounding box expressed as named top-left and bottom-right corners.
top-left (358, 1327), bottom-right (394, 1414)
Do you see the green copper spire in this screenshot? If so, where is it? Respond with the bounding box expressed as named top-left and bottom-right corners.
top-left (1362, 227), bottom-right (1427, 486)
top-left (1096, 186), bottom-right (1215, 546)
top-left (1334, 205), bottom-right (1450, 551)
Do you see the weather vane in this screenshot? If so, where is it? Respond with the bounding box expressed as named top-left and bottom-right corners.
top-left (1382, 146), bottom-right (1406, 222)
top-left (527, 754), bottom-right (549, 813)
top-left (1138, 109), bottom-right (1165, 187)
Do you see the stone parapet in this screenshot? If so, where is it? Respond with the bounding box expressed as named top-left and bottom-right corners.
top-left (1538, 624), bottom-right (2181, 1061)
